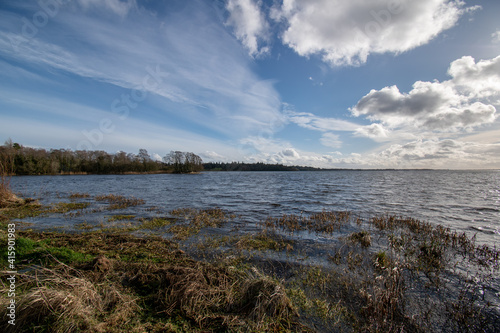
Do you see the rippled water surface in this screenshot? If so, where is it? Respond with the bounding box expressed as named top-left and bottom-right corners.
top-left (11, 170), bottom-right (500, 246)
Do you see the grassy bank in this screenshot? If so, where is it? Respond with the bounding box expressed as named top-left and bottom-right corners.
top-left (1, 195), bottom-right (499, 332)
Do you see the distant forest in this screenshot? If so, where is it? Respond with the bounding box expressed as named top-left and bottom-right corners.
top-left (0, 140), bottom-right (323, 176)
top-left (0, 140), bottom-right (201, 175)
top-left (202, 162), bottom-right (323, 172)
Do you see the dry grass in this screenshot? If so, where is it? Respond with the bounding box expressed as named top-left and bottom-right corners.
top-left (0, 230), bottom-right (306, 332)
top-left (0, 264), bottom-right (140, 333)
top-left (0, 176), bottom-right (23, 209)
top-left (69, 192), bottom-right (91, 199)
top-left (167, 208), bottom-right (232, 240)
top-left (95, 194), bottom-right (145, 210)
top-left (264, 210), bottom-right (351, 235)
top-left (3, 196), bottom-right (500, 332)
top-left (348, 230), bottom-right (372, 248)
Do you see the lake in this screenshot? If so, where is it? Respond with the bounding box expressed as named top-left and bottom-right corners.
top-left (10, 170), bottom-right (500, 247)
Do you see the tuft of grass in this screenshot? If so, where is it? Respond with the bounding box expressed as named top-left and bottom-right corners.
top-left (235, 232), bottom-right (294, 252)
top-left (69, 192), bottom-right (91, 199)
top-left (264, 210), bottom-right (351, 235)
top-left (0, 265), bottom-right (140, 333)
top-left (1, 201), bottom-right (46, 220)
top-left (107, 214), bottom-right (136, 222)
top-left (95, 194), bottom-right (145, 210)
top-left (168, 208), bottom-right (231, 240)
top-left (51, 202), bottom-right (91, 213)
top-left (374, 251), bottom-right (390, 270)
top-left (138, 217), bottom-right (175, 229)
top-left (348, 230), bottom-right (372, 248)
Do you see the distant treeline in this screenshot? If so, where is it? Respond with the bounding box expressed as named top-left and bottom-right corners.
top-left (202, 162), bottom-right (323, 172)
top-left (0, 140), bottom-right (326, 176)
top-left (0, 141), bottom-right (202, 175)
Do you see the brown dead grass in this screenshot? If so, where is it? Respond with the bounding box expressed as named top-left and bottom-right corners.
top-left (0, 183), bottom-right (24, 208)
top-left (0, 230), bottom-right (307, 333)
top-left (0, 264), bottom-right (140, 333)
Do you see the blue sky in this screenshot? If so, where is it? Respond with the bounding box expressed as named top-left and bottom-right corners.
top-left (1, 0), bottom-right (499, 169)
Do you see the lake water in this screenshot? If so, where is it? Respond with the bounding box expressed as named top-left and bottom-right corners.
top-left (10, 170), bottom-right (500, 247)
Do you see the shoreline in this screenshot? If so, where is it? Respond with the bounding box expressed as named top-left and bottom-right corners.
top-left (7, 168), bottom-right (500, 177)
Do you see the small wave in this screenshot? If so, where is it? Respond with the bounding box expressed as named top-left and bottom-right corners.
top-left (475, 207), bottom-right (500, 213)
top-left (470, 226), bottom-right (496, 235)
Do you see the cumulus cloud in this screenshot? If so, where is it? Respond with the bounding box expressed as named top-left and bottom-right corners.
top-left (350, 55), bottom-right (499, 135)
top-left (271, 0), bottom-right (475, 66)
top-left (354, 123), bottom-right (389, 141)
top-left (232, 133), bottom-right (500, 169)
top-left (225, 0), bottom-right (270, 57)
top-left (281, 148), bottom-right (300, 158)
top-left (152, 153), bottom-right (163, 161)
top-left (375, 139), bottom-right (500, 168)
top-left (448, 55), bottom-right (500, 101)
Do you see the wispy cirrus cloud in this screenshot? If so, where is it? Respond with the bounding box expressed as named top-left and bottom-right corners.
top-left (76, 0), bottom-right (137, 17)
top-left (284, 108), bottom-right (360, 148)
top-left (0, 0), bottom-right (283, 140)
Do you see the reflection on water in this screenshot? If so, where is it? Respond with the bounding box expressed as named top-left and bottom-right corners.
top-left (10, 170), bottom-right (500, 246)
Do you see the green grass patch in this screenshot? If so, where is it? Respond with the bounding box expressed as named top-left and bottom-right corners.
top-left (95, 194), bottom-right (145, 210)
top-left (69, 192), bottom-right (91, 199)
top-left (0, 236), bottom-right (92, 268)
top-left (51, 202), bottom-right (90, 213)
top-left (107, 214), bottom-right (136, 222)
top-left (235, 232), bottom-right (294, 252)
top-left (138, 217), bottom-right (175, 229)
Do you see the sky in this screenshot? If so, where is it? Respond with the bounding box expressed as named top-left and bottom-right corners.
top-left (0, 0), bottom-right (499, 169)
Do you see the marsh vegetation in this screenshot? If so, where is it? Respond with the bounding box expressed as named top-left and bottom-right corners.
top-left (1, 192), bottom-right (499, 332)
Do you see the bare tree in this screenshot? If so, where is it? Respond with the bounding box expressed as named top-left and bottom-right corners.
top-left (164, 151), bottom-right (203, 173)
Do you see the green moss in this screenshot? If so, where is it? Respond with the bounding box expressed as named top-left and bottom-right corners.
top-left (16, 237), bottom-right (36, 254)
top-left (44, 246), bottom-right (92, 263)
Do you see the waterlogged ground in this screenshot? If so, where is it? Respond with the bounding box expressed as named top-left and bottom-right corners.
top-left (10, 171), bottom-right (500, 247)
top-left (2, 191), bottom-right (500, 332)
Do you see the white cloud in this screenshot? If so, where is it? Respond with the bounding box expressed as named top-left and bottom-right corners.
top-left (285, 109), bottom-right (360, 132)
top-left (225, 0), bottom-right (270, 57)
top-left (200, 151), bottom-right (227, 161)
top-left (272, 0), bottom-right (476, 66)
top-left (281, 148), bottom-right (300, 158)
top-left (303, 138), bottom-right (500, 169)
top-left (374, 139), bottom-right (500, 169)
top-left (350, 55), bottom-right (499, 135)
top-left (320, 133), bottom-right (342, 148)
top-left (448, 55), bottom-right (500, 101)
top-left (77, 0), bottom-right (136, 17)
top-left (0, 1), bottom-right (283, 139)
top-left (354, 123), bottom-right (389, 141)
top-left (492, 31), bottom-right (500, 43)
top-left (152, 153), bottom-right (162, 162)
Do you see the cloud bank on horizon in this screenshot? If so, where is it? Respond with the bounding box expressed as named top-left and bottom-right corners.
top-left (0, 0), bottom-right (499, 169)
